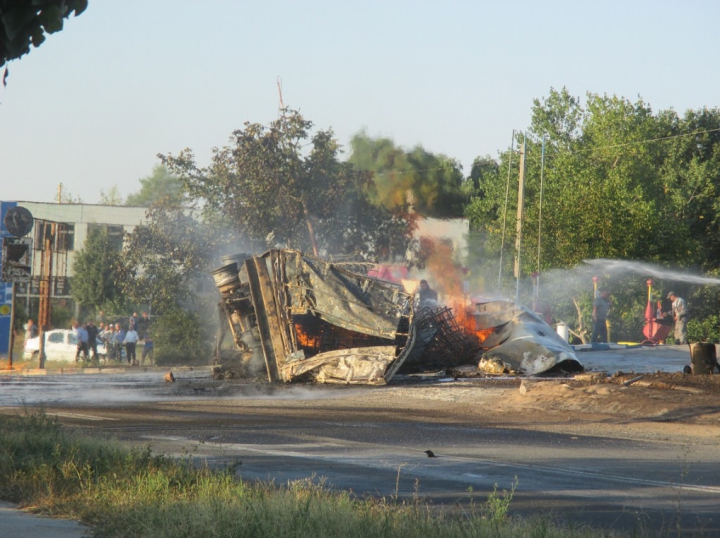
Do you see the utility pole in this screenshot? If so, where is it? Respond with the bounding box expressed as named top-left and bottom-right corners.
top-left (37, 221), bottom-right (54, 369)
top-left (514, 136), bottom-right (526, 303)
top-left (7, 282), bottom-right (16, 368)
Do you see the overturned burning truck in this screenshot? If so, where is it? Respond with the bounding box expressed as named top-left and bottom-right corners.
top-left (213, 249), bottom-right (423, 384)
top-left (213, 250), bottom-right (582, 384)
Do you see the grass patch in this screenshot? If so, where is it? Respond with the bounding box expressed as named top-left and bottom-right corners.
top-left (0, 410), bottom-right (629, 537)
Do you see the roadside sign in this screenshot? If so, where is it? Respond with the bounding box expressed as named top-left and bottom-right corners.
top-left (1, 237), bottom-right (33, 283)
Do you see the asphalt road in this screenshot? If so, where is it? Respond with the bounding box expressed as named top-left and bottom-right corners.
top-left (1, 369), bottom-right (718, 536)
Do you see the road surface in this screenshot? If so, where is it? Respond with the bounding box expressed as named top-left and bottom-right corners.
top-left (1, 365), bottom-right (717, 536)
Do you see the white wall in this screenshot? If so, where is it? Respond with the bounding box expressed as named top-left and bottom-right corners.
top-left (14, 202), bottom-right (148, 278)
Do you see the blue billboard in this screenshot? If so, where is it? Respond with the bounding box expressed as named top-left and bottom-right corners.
top-left (0, 201), bottom-right (18, 357)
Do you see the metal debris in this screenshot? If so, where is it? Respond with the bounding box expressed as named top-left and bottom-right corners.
top-left (474, 301), bottom-right (583, 375)
top-left (213, 250), bottom-right (583, 384)
top-left (215, 249), bottom-right (421, 385)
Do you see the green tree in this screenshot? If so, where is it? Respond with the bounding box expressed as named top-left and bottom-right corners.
top-left (1, 0), bottom-right (88, 67)
top-left (161, 110), bottom-right (412, 259)
top-left (467, 88), bottom-right (683, 274)
top-left (117, 206), bottom-right (215, 314)
top-left (125, 165), bottom-right (184, 207)
top-left (467, 155), bottom-right (499, 197)
top-left (117, 206), bottom-right (227, 364)
top-left (71, 225), bottom-right (121, 314)
top-left (466, 88), bottom-right (720, 340)
top-left (348, 132), bottom-right (467, 218)
top-left (657, 107), bottom-right (720, 270)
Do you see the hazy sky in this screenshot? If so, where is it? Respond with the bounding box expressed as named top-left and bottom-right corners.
top-left (1, 1), bottom-right (718, 204)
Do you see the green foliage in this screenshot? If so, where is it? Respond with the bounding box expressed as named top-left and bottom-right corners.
top-left (153, 308), bottom-right (210, 365)
top-left (117, 206), bottom-right (218, 314)
top-left (467, 155), bottom-right (499, 202)
top-left (467, 88), bottom-right (720, 278)
top-left (465, 88), bottom-right (720, 341)
top-left (161, 110), bottom-right (413, 259)
top-left (0, 0), bottom-right (88, 67)
top-left (349, 132), bottom-right (468, 218)
top-left (50, 299), bottom-right (74, 329)
top-left (687, 316), bottom-right (720, 343)
top-left (484, 477), bottom-right (517, 525)
top-left (125, 165), bottom-right (185, 207)
top-left (118, 205), bottom-right (244, 366)
top-left (71, 226), bottom-right (122, 313)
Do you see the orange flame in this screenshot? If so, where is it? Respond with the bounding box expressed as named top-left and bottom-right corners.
top-left (294, 323), bottom-right (320, 350)
top-left (474, 327), bottom-right (495, 346)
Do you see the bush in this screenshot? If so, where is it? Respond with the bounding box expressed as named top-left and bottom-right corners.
top-left (687, 315), bottom-right (720, 343)
top-left (153, 307), bottom-right (211, 365)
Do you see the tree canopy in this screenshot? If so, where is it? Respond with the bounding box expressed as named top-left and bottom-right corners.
top-left (0, 0), bottom-right (88, 68)
top-left (71, 224), bottom-right (121, 313)
top-left (125, 165), bottom-right (184, 207)
top-left (160, 109), bottom-right (413, 260)
top-left (348, 132), bottom-right (468, 219)
top-left (117, 206), bottom-right (218, 314)
top-left (464, 87), bottom-right (720, 341)
top-left (466, 87), bottom-right (720, 275)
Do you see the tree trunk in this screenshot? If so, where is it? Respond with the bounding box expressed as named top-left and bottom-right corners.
top-left (302, 202), bottom-right (319, 256)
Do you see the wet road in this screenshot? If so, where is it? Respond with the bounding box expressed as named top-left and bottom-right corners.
top-left (1, 369), bottom-right (718, 535)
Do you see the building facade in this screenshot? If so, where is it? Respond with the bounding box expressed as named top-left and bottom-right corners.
top-left (0, 202), bottom-right (148, 355)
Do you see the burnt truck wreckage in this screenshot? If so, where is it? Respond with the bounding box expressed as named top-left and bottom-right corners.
top-left (213, 250), bottom-right (583, 385)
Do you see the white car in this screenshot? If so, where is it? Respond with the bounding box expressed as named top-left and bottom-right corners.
top-left (23, 329), bottom-right (107, 362)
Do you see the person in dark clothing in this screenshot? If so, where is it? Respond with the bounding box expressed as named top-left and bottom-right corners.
top-left (73, 322), bottom-right (89, 361)
top-left (24, 319), bottom-right (38, 344)
top-left (129, 312), bottom-right (140, 332)
top-left (418, 279), bottom-right (438, 307)
top-left (591, 288), bottom-right (611, 343)
top-left (141, 332), bottom-right (154, 365)
top-left (86, 320), bottom-right (99, 360)
top-left (137, 311), bottom-right (150, 338)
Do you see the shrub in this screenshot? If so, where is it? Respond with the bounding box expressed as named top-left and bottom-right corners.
top-left (153, 307), bottom-right (210, 365)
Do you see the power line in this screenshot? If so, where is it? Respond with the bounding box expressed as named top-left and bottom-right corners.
top-left (539, 126), bottom-right (720, 157)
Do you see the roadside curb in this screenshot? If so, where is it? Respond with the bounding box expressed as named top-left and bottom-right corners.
top-left (0, 365), bottom-right (213, 376)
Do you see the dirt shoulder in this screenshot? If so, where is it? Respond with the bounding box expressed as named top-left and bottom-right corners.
top-left (181, 368), bottom-right (720, 446)
top-left (290, 372), bottom-right (720, 446)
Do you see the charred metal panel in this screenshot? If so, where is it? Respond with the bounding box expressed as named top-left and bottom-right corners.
top-left (245, 257), bottom-right (286, 382)
top-left (281, 346), bottom-right (396, 384)
top-left (280, 250), bottom-right (408, 339)
top-left (215, 249), bottom-right (420, 384)
top-left (475, 301), bottom-right (583, 375)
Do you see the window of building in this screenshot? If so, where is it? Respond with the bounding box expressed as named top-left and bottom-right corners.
top-left (57, 224), bottom-right (75, 251)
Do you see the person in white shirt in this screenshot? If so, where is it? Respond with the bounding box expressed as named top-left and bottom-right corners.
top-left (124, 327), bottom-right (140, 364)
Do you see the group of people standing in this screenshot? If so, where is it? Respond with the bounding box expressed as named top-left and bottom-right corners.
top-left (591, 288), bottom-right (688, 345)
top-left (74, 311), bottom-right (154, 365)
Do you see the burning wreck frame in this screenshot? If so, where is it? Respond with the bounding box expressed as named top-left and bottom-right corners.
top-left (213, 249), bottom-right (583, 385)
top-left (214, 249), bottom-right (423, 385)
